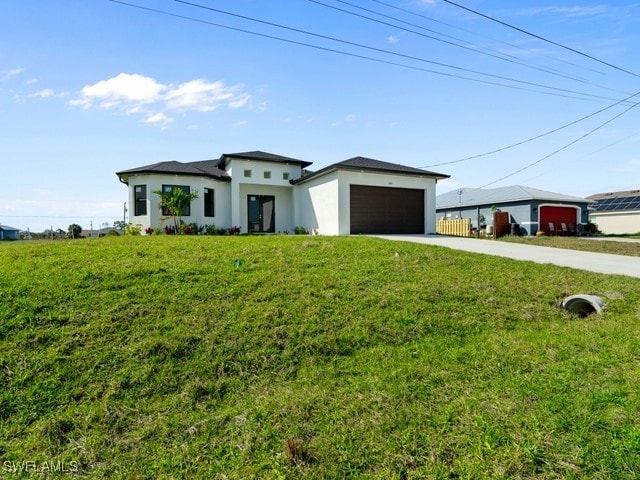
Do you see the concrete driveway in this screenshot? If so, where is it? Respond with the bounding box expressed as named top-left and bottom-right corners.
top-left (372, 235), bottom-right (640, 279)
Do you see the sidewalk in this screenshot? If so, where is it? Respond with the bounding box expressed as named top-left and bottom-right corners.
top-left (373, 235), bottom-right (640, 279)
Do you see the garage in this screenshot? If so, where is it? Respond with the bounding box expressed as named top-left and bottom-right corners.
top-left (350, 185), bottom-right (424, 234)
top-left (539, 205), bottom-right (579, 232)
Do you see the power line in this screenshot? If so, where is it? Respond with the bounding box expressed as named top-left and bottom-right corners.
top-left (108, 0), bottom-right (620, 102)
top-left (442, 0), bottom-right (640, 78)
top-left (421, 89), bottom-right (640, 168)
top-left (367, 0), bottom-right (607, 77)
top-left (309, 0), bottom-right (596, 87)
top-left (1, 215), bottom-right (116, 219)
top-left (175, 0), bottom-right (565, 92)
top-left (478, 98), bottom-right (640, 188)
top-left (172, 0), bottom-right (632, 102)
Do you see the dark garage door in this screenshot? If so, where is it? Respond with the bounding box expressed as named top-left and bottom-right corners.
top-left (350, 185), bottom-right (424, 234)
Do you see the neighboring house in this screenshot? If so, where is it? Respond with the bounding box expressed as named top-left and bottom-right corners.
top-left (587, 189), bottom-right (640, 234)
top-left (436, 185), bottom-right (593, 236)
top-left (81, 227), bottom-right (121, 238)
top-left (116, 151), bottom-right (449, 235)
top-left (0, 224), bottom-right (21, 240)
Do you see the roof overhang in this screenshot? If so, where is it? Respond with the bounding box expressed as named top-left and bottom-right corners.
top-left (218, 151), bottom-right (313, 169)
top-left (292, 164), bottom-right (450, 185)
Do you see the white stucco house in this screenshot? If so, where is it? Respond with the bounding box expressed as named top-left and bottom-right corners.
top-left (587, 189), bottom-right (640, 234)
top-left (116, 151), bottom-right (449, 235)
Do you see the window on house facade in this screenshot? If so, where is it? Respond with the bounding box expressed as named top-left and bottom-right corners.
top-left (204, 188), bottom-right (215, 217)
top-left (244, 169), bottom-right (252, 178)
top-left (134, 185), bottom-right (147, 216)
top-left (282, 172), bottom-right (290, 181)
top-left (161, 185), bottom-right (191, 216)
top-left (264, 171), bottom-right (271, 179)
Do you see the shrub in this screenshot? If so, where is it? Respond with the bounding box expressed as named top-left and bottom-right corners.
top-left (228, 226), bottom-right (241, 235)
top-left (195, 223), bottom-right (205, 234)
top-left (294, 226), bottom-right (309, 235)
top-left (145, 227), bottom-right (154, 235)
top-left (124, 223), bottom-right (142, 235)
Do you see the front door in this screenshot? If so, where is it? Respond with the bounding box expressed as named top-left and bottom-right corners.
top-left (248, 195), bottom-right (275, 233)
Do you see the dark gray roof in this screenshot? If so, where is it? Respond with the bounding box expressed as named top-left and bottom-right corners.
top-left (293, 156), bottom-right (449, 184)
top-left (587, 189), bottom-right (640, 201)
top-left (116, 159), bottom-right (230, 182)
top-left (437, 185), bottom-right (593, 209)
top-left (218, 150), bottom-right (312, 168)
top-left (0, 224), bottom-right (20, 231)
top-left (587, 189), bottom-right (640, 212)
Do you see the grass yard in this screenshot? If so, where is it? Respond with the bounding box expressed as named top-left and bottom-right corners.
top-left (500, 235), bottom-right (640, 257)
top-left (2, 235), bottom-right (640, 479)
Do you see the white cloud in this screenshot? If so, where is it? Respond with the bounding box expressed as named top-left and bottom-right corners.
top-left (26, 78), bottom-right (38, 85)
top-left (70, 73), bottom-right (165, 109)
top-left (232, 120), bottom-right (249, 128)
top-left (69, 73), bottom-right (252, 128)
top-left (165, 79), bottom-right (248, 112)
top-left (143, 112), bottom-right (173, 126)
top-left (516, 5), bottom-right (607, 17)
top-left (29, 88), bottom-right (68, 99)
top-left (229, 93), bottom-right (251, 109)
top-left (30, 89), bottom-right (54, 98)
top-left (2, 67), bottom-right (24, 81)
top-left (331, 113), bottom-right (357, 127)
top-left (387, 35), bottom-right (399, 45)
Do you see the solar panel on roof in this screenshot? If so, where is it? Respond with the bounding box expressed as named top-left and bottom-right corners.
top-left (594, 195), bottom-right (640, 211)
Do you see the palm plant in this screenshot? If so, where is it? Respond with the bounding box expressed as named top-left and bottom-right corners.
top-left (153, 187), bottom-right (199, 233)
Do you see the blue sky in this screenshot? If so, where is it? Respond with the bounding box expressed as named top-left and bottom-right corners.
top-left (2, 0), bottom-right (640, 232)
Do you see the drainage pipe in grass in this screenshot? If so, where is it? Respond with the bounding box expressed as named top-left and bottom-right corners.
top-left (561, 294), bottom-right (604, 317)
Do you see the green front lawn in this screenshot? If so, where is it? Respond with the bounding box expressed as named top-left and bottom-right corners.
top-left (500, 235), bottom-right (640, 257)
top-left (2, 236), bottom-right (640, 478)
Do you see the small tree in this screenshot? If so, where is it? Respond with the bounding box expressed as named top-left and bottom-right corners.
top-left (113, 220), bottom-right (126, 231)
top-left (67, 224), bottom-right (82, 239)
top-left (153, 187), bottom-right (199, 233)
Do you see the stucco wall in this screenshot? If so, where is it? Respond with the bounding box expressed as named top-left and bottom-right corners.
top-left (227, 159), bottom-right (302, 231)
top-left (590, 211), bottom-right (640, 235)
top-left (296, 170), bottom-right (439, 235)
top-left (237, 184), bottom-right (294, 233)
top-left (126, 173), bottom-right (231, 232)
top-left (124, 163), bottom-right (441, 236)
top-left (294, 172), bottom-right (340, 235)
top-left (226, 159), bottom-right (302, 185)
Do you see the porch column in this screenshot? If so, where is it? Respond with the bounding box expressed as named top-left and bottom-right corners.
top-left (231, 180), bottom-right (241, 230)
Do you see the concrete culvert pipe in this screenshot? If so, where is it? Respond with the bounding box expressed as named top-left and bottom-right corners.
top-left (561, 294), bottom-right (604, 317)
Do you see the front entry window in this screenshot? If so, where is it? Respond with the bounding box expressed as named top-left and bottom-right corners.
top-left (134, 185), bottom-right (147, 216)
top-left (248, 195), bottom-right (275, 233)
